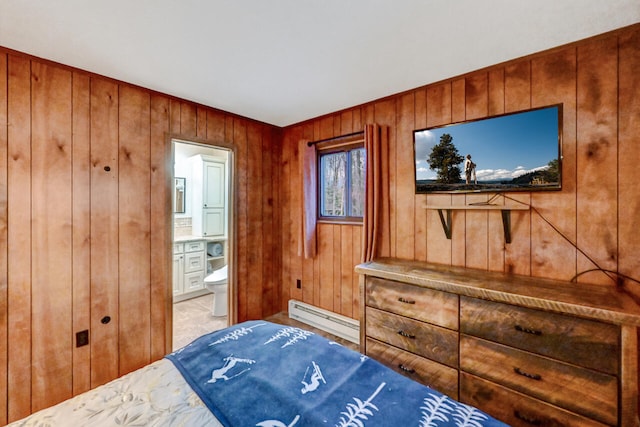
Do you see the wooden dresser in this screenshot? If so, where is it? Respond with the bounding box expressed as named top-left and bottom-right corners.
top-left (356, 259), bottom-right (640, 427)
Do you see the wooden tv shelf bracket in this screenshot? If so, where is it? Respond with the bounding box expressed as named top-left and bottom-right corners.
top-left (425, 204), bottom-right (530, 243)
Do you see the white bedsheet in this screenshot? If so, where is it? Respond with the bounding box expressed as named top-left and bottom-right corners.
top-left (7, 359), bottom-right (222, 427)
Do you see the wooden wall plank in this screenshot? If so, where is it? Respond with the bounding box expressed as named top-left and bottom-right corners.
top-left (206, 110), bottom-right (226, 143)
top-left (281, 127), bottom-right (298, 306)
top-left (170, 99), bottom-right (181, 134)
top-left (31, 62), bottom-right (73, 411)
top-left (246, 122), bottom-right (263, 319)
top-left (395, 93), bottom-right (415, 260)
top-left (486, 70), bottom-right (506, 272)
top-left (71, 71), bottom-right (91, 396)
top-left (451, 79), bottom-right (466, 122)
top-left (263, 128), bottom-right (280, 313)
top-left (89, 77), bottom-right (120, 388)
top-left (505, 62), bottom-right (531, 112)
top-left (233, 119), bottom-right (248, 320)
top-left (340, 225), bottom-right (353, 317)
top-left (196, 106), bottom-right (207, 139)
top-left (180, 102), bottom-right (196, 138)
top-left (149, 94), bottom-right (171, 358)
top-left (0, 52), bottom-right (8, 427)
top-left (332, 225), bottom-right (342, 313)
top-left (463, 75), bottom-right (489, 270)
top-left (450, 79), bottom-right (467, 267)
top-left (531, 49), bottom-right (578, 280)
top-left (7, 54), bottom-right (32, 422)
top-left (618, 28), bottom-right (640, 295)
top-left (504, 62), bottom-right (532, 276)
top-left (488, 68), bottom-right (505, 116)
top-left (575, 36), bottom-right (618, 285)
top-left (414, 89), bottom-right (428, 262)
top-left (317, 224), bottom-right (333, 311)
top-left (118, 85), bottom-right (151, 374)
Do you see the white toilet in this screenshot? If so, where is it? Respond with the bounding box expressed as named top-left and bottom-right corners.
top-left (204, 265), bottom-right (228, 316)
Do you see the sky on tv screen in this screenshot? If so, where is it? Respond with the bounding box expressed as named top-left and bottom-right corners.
top-left (414, 106), bottom-right (559, 182)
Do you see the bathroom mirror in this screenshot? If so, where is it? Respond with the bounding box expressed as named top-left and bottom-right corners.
top-left (174, 177), bottom-right (186, 213)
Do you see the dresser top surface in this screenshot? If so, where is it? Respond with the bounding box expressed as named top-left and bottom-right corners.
top-left (356, 258), bottom-right (640, 326)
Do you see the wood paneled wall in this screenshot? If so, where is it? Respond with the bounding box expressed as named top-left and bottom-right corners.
top-left (0, 49), bottom-right (281, 423)
top-left (279, 25), bottom-right (640, 320)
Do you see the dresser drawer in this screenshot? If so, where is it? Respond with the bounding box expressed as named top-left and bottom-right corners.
top-left (460, 296), bottom-right (620, 374)
top-left (365, 307), bottom-right (458, 368)
top-left (366, 338), bottom-right (458, 399)
top-left (365, 277), bottom-right (458, 330)
top-left (173, 243), bottom-right (184, 254)
top-left (460, 335), bottom-right (617, 425)
top-left (460, 372), bottom-right (609, 427)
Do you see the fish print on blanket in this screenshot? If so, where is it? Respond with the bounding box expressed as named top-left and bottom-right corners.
top-left (166, 321), bottom-right (508, 427)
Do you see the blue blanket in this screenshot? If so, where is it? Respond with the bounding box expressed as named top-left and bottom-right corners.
top-left (166, 321), bottom-right (507, 427)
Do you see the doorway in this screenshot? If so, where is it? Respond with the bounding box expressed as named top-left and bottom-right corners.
top-left (171, 139), bottom-right (233, 350)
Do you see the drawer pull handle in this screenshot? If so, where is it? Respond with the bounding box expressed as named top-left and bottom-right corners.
top-left (514, 324), bottom-right (542, 336)
top-left (514, 367), bottom-right (542, 381)
top-left (514, 410), bottom-right (542, 425)
top-left (398, 297), bottom-right (416, 304)
top-left (397, 330), bottom-right (415, 339)
top-left (398, 364), bottom-right (415, 374)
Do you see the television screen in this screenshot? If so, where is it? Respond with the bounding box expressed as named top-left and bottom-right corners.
top-left (413, 104), bottom-right (562, 193)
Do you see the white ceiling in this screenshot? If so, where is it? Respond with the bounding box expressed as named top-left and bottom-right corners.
top-left (1, 1), bottom-right (638, 127)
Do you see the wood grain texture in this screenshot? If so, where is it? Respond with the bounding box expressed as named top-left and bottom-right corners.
top-left (357, 258), bottom-right (640, 326)
top-left (530, 48), bottom-right (577, 280)
top-left (71, 71), bottom-right (91, 396)
top-left (576, 36), bottom-right (618, 285)
top-left (366, 307), bottom-right (458, 368)
top-left (460, 335), bottom-right (617, 425)
top-left (395, 93), bottom-right (415, 260)
top-left (30, 62), bottom-right (73, 412)
top-left (150, 94), bottom-right (171, 359)
top-left (90, 77), bottom-right (120, 389)
top-left (366, 338), bottom-right (459, 399)
top-left (618, 28), bottom-right (640, 301)
top-left (365, 276), bottom-right (458, 330)
top-left (118, 85), bottom-right (151, 375)
top-left (7, 54), bottom-right (32, 421)
top-left (460, 372), bottom-right (608, 427)
top-left (0, 52), bottom-right (7, 427)
top-left (460, 296), bottom-right (619, 374)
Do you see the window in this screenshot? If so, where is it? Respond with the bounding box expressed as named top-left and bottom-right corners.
top-left (318, 142), bottom-right (365, 222)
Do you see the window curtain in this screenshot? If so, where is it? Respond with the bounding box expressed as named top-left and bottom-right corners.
top-left (362, 124), bottom-right (386, 262)
top-left (299, 139), bottom-right (317, 259)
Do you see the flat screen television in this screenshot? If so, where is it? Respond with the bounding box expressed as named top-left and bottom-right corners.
top-left (413, 104), bottom-right (562, 194)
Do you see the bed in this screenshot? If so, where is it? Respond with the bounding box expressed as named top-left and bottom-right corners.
top-left (8, 321), bottom-right (507, 426)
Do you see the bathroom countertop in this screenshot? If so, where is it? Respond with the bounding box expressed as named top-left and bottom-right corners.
top-left (173, 235), bottom-right (227, 243)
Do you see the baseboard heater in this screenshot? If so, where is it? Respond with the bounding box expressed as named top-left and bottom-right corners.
top-left (288, 300), bottom-right (360, 344)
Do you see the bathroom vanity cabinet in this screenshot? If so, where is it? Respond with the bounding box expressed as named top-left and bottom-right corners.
top-left (190, 155), bottom-right (227, 238)
top-left (173, 240), bottom-right (209, 301)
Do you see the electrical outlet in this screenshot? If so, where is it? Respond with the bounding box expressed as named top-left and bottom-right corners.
top-left (76, 330), bottom-right (89, 347)
top-left (296, 279), bottom-right (301, 289)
